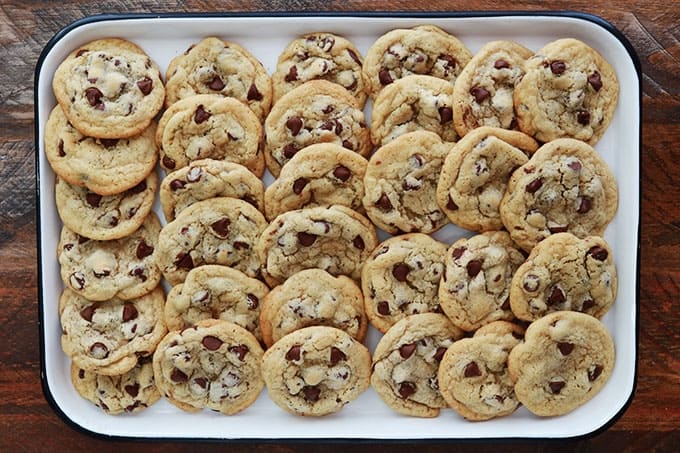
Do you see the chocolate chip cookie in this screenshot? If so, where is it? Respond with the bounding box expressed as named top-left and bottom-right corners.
top-left (438, 231), bottom-right (525, 332)
top-left (363, 25), bottom-right (472, 99)
top-left (55, 172), bottom-right (157, 241)
top-left (513, 38), bottom-right (619, 144)
top-left (452, 40), bottom-right (534, 137)
top-left (264, 143), bottom-right (368, 221)
top-left (157, 94), bottom-right (265, 177)
top-left (57, 212), bottom-right (162, 301)
top-left (499, 138), bottom-right (618, 252)
top-left (155, 197), bottom-right (267, 285)
top-left (152, 319), bottom-right (265, 415)
top-left (160, 159), bottom-right (265, 222)
top-left (256, 205), bottom-right (378, 287)
top-left (59, 286), bottom-right (167, 376)
top-left (436, 126), bottom-right (538, 232)
top-left (272, 32), bottom-right (367, 107)
top-left (44, 105), bottom-right (158, 196)
top-left (361, 233), bottom-right (448, 333)
top-left (263, 80), bottom-right (371, 177)
top-left (261, 325), bottom-right (371, 416)
top-left (260, 268), bottom-right (367, 348)
top-left (371, 313), bottom-right (464, 417)
top-left (363, 130), bottom-right (451, 234)
top-left (164, 36), bottom-right (272, 121)
top-left (508, 311), bottom-right (615, 416)
top-left (510, 232), bottom-right (617, 321)
top-left (52, 38), bottom-right (165, 139)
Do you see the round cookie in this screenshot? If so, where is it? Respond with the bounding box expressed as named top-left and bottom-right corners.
top-left (44, 105), bottom-right (158, 196)
top-left (70, 356), bottom-right (160, 414)
top-left (164, 265), bottom-right (269, 341)
top-left (57, 212), bottom-right (162, 301)
top-left (156, 197), bottom-right (267, 286)
top-left (157, 94), bottom-right (264, 177)
top-left (52, 38), bottom-right (165, 139)
top-left (499, 138), bottom-right (618, 252)
top-left (437, 321), bottom-right (524, 421)
top-left (55, 172), bottom-right (157, 241)
top-left (437, 127), bottom-right (538, 232)
top-left (370, 75), bottom-right (457, 146)
top-left (363, 25), bottom-right (472, 99)
top-left (452, 40), bottom-right (534, 137)
top-left (256, 205), bottom-right (377, 287)
top-left (438, 231), bottom-right (525, 332)
top-left (363, 131), bottom-right (451, 234)
top-left (513, 38), bottom-right (619, 145)
top-left (263, 80), bottom-right (371, 177)
top-left (160, 159), bottom-right (265, 222)
top-left (508, 311), bottom-right (615, 417)
top-left (264, 143), bottom-right (367, 221)
top-left (152, 319), bottom-right (264, 415)
top-left (370, 313), bottom-right (464, 418)
top-left (510, 232), bottom-right (617, 321)
top-left (260, 268), bottom-right (367, 348)
top-left (272, 32), bottom-right (367, 107)
top-left (59, 286), bottom-right (167, 376)
top-left (164, 37), bottom-right (272, 121)
top-left (261, 326), bottom-right (371, 416)
top-left (361, 233), bottom-right (448, 334)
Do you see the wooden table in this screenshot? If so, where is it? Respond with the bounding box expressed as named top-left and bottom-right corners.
top-left (1, 1), bottom-right (677, 451)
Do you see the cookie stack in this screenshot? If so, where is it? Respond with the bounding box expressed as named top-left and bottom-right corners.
top-left (46, 25), bottom-right (621, 421)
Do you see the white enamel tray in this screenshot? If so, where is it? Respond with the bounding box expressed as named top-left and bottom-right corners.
top-left (36, 12), bottom-right (640, 441)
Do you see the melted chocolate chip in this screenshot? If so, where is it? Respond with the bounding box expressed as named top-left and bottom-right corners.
top-left (470, 86), bottom-right (490, 103)
top-left (398, 382), bottom-right (416, 398)
top-left (229, 344), bottom-right (249, 361)
top-left (194, 105), bottom-right (211, 124)
top-left (576, 110), bottom-right (591, 125)
top-left (285, 65), bottom-right (298, 82)
top-left (247, 83), bottom-right (263, 101)
top-left (100, 138), bottom-right (119, 148)
top-left (452, 247), bottom-right (466, 260)
top-left (548, 286), bottom-right (566, 305)
top-left (353, 235), bottom-right (365, 250)
top-left (582, 299), bottom-right (595, 311)
top-left (89, 342), bottom-right (109, 359)
top-left (588, 71), bottom-right (603, 91)
top-left (286, 116), bottom-right (303, 136)
top-left (588, 246), bottom-right (608, 261)
top-left (207, 75), bottom-right (225, 90)
top-left (557, 342), bottom-right (575, 355)
top-left (577, 196), bottom-right (593, 214)
top-left (330, 347), bottom-right (346, 366)
top-left (58, 139), bottom-right (66, 156)
top-left (447, 195), bottom-right (459, 211)
top-left (293, 178), bottom-right (308, 194)
top-left (162, 156), bottom-right (176, 170)
top-left (550, 60), bottom-right (566, 74)
top-left (377, 301), bottom-right (390, 315)
top-left (302, 385), bottom-right (320, 402)
top-left (347, 48), bottom-right (362, 65)
top-left (438, 106), bottom-right (453, 124)
top-left (286, 345), bottom-right (301, 361)
top-left (122, 303), bottom-right (138, 322)
top-left (202, 335), bottom-right (223, 351)
top-left (378, 68), bottom-right (393, 85)
top-left (549, 379), bottom-right (566, 394)
top-left (85, 192), bottom-right (102, 207)
top-left (297, 232), bottom-right (317, 246)
top-left (137, 77), bottom-right (153, 95)
top-left (246, 293), bottom-right (259, 309)
top-left (392, 263), bottom-right (410, 282)
top-left (124, 383), bottom-right (140, 397)
top-left (170, 179), bottom-right (185, 191)
top-left (171, 368), bottom-right (188, 383)
top-left (85, 87), bottom-right (103, 108)
top-left (211, 218), bottom-right (231, 237)
top-left (80, 304), bottom-right (97, 322)
top-left (399, 343), bottom-right (417, 359)
top-left (174, 252), bottom-right (194, 270)
top-left (283, 143), bottom-right (299, 159)
top-left (588, 364), bottom-right (604, 381)
top-left (494, 59), bottom-right (511, 69)
top-left (135, 241), bottom-right (154, 260)
top-left (333, 165), bottom-right (351, 181)
top-left (464, 361), bottom-right (481, 377)
top-left (376, 193), bottom-right (393, 211)
top-left (341, 140), bottom-right (354, 150)
top-left (466, 260), bottom-right (482, 278)
top-left (526, 178), bottom-right (543, 194)
top-left (434, 346), bottom-right (447, 362)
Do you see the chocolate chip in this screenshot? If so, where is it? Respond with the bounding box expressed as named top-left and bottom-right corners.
top-left (466, 260), bottom-right (482, 278)
top-left (283, 143), bottom-right (299, 159)
top-left (233, 241), bottom-right (250, 250)
top-left (353, 235), bottom-right (365, 250)
top-left (523, 274), bottom-right (540, 292)
top-left (174, 252), bottom-right (194, 270)
top-left (330, 347), bottom-right (346, 365)
top-left (202, 335), bottom-right (223, 351)
top-left (588, 246), bottom-right (608, 261)
top-left (549, 225), bottom-right (568, 234)
top-left (501, 297), bottom-right (511, 310)
top-left (122, 303), bottom-right (138, 322)
top-left (162, 156), bottom-right (176, 170)
top-left (398, 382), bottom-right (416, 398)
top-left (452, 247), bottom-right (466, 260)
top-left (588, 71), bottom-right (603, 91)
top-left (293, 178), bottom-right (308, 194)
top-left (347, 48), bottom-right (362, 65)
top-left (80, 304), bottom-right (97, 322)
top-left (124, 383), bottom-right (140, 397)
top-left (171, 368), bottom-right (188, 383)
top-left (438, 106), bottom-right (453, 124)
top-left (464, 361), bottom-right (481, 377)
top-left (470, 86), bottom-right (490, 103)
top-left (322, 104), bottom-right (335, 114)
top-left (286, 345), bottom-right (301, 361)
top-left (577, 196), bottom-right (593, 214)
top-left (211, 218), bottom-right (231, 237)
top-left (439, 54), bottom-right (457, 69)
top-left (526, 178), bottom-right (543, 193)
top-left (58, 139), bottom-right (65, 156)
top-left (376, 193), bottom-right (393, 211)
top-left (297, 232), bottom-right (317, 246)
top-left (246, 293), bottom-right (259, 309)
top-left (447, 195), bottom-right (459, 211)
top-left (229, 344), bottom-right (249, 360)
top-left (135, 240), bottom-right (154, 260)
top-left (137, 77), bottom-right (152, 95)
top-left (377, 301), bottom-right (390, 315)
top-left (588, 364), bottom-right (604, 381)
top-left (85, 192), bottom-right (102, 207)
top-left (341, 140), bottom-right (354, 150)
top-left (85, 87), bottom-right (103, 108)
top-left (549, 379), bottom-right (566, 394)
top-left (582, 299), bottom-right (595, 311)
top-left (109, 215), bottom-right (119, 227)
top-left (576, 110), bottom-right (591, 125)
top-left (392, 263), bottom-right (410, 282)
top-left (433, 346), bottom-right (447, 362)
top-left (76, 48), bottom-right (88, 57)
top-left (494, 59), bottom-right (511, 69)
top-left (89, 342), bottom-right (109, 359)
top-left (100, 138), bottom-right (119, 148)
top-left (130, 267), bottom-right (147, 281)
top-left (557, 342), bottom-right (575, 356)
top-left (127, 180), bottom-right (147, 195)
top-left (548, 286), bottom-right (566, 305)
top-left (285, 65), bottom-right (298, 82)
top-left (333, 165), bottom-right (351, 181)
top-left (194, 105), bottom-right (211, 124)
top-left (170, 179), bottom-right (185, 191)
top-left (568, 160), bottom-right (582, 171)
top-left (302, 385), bottom-right (320, 402)
top-left (207, 75), bottom-right (225, 90)
top-left (286, 116), bottom-right (303, 136)
top-left (247, 83), bottom-right (263, 101)
top-left (550, 60), bottom-right (566, 74)
top-left (399, 343), bottom-right (417, 359)
top-left (194, 377), bottom-right (208, 389)
top-left (378, 68), bottom-right (393, 85)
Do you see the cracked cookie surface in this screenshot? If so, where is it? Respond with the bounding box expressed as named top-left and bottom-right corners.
top-left (510, 232), bottom-right (617, 321)
top-left (361, 233), bottom-right (448, 333)
top-left (152, 319), bottom-right (264, 415)
top-left (371, 313), bottom-right (464, 417)
top-left (499, 138), bottom-right (618, 252)
top-left (262, 325), bottom-right (371, 416)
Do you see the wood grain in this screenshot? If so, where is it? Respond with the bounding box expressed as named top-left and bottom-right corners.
top-left (0, 0), bottom-right (678, 451)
